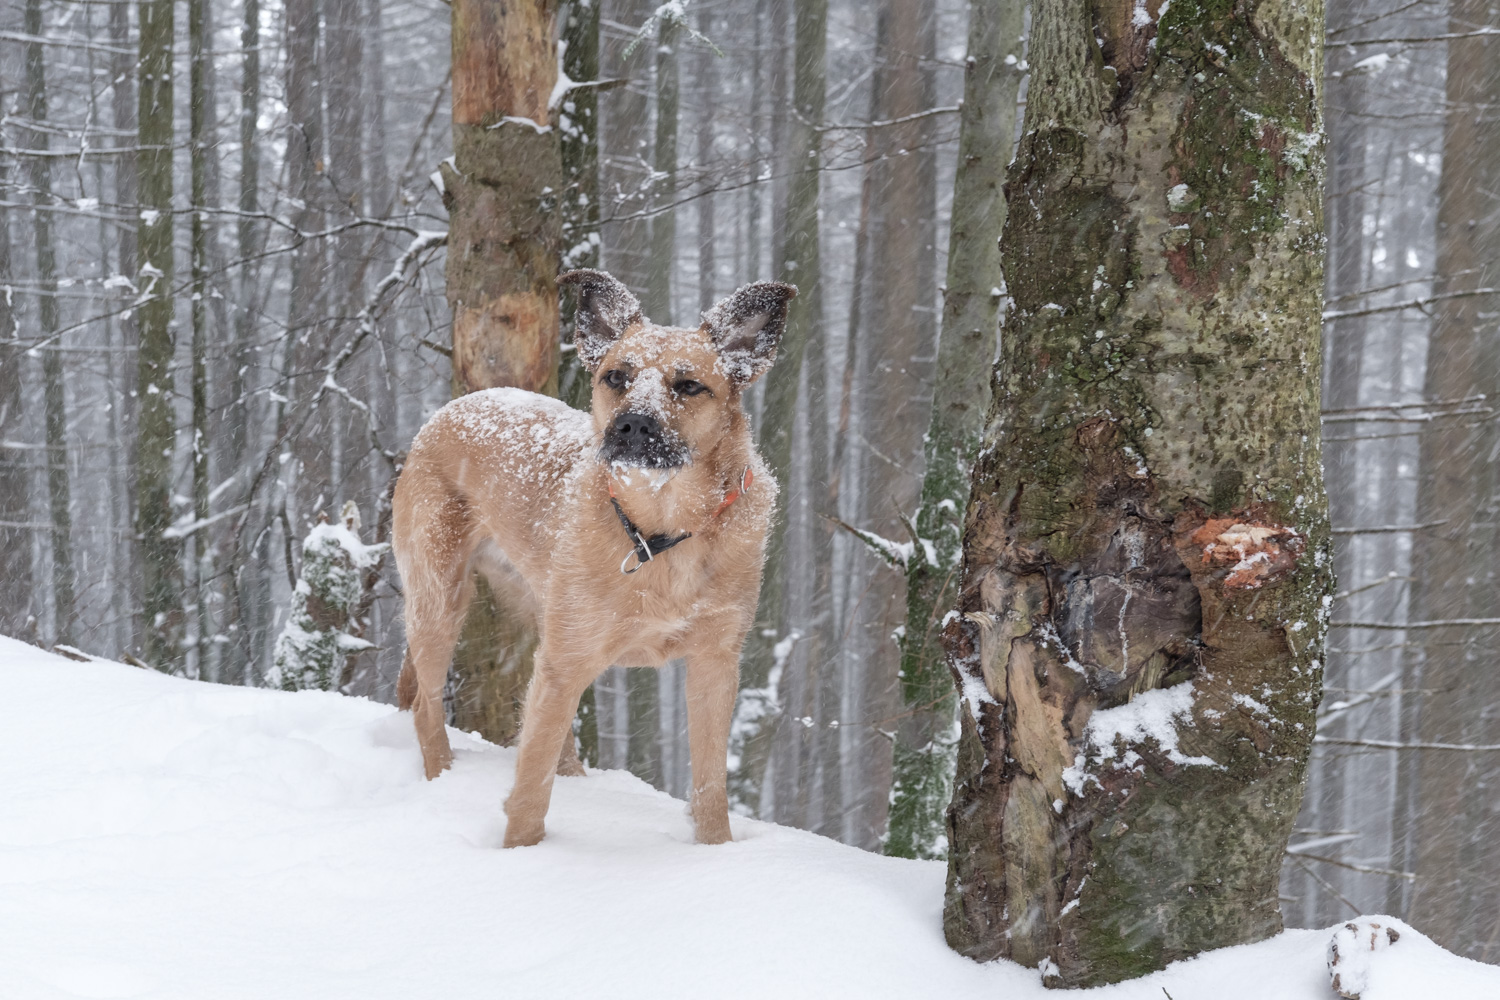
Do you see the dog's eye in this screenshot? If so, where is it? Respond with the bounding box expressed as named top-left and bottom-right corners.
top-left (675, 379), bottom-right (709, 397)
top-left (602, 369), bottom-right (628, 390)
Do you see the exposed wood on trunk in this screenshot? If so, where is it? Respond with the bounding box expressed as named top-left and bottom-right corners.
top-left (942, 0), bottom-right (1331, 985)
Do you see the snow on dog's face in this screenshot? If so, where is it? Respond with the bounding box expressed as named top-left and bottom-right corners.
top-left (558, 269), bottom-right (796, 472)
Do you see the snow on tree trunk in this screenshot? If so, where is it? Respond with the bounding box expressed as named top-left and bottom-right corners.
top-left (941, 0), bottom-right (1331, 986)
top-left (885, 0), bottom-right (1024, 862)
top-left (270, 503), bottom-right (387, 693)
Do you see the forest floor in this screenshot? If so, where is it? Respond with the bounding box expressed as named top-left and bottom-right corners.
top-left (1, 635), bottom-right (1493, 1000)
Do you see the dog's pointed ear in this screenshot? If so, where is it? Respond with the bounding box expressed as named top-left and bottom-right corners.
top-left (559, 269), bottom-right (643, 371)
top-left (701, 282), bottom-right (798, 386)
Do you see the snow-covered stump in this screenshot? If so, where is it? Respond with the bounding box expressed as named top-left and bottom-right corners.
top-left (1327, 918), bottom-right (1402, 1000)
top-left (940, 0), bottom-right (1330, 988)
top-left (269, 502), bottom-right (388, 692)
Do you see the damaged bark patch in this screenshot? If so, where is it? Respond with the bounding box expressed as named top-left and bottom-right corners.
top-left (1188, 517), bottom-right (1304, 590)
top-left (1094, 0), bottom-right (1168, 109)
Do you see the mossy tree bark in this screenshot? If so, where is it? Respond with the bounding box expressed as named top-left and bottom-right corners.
top-left (1405, 0), bottom-right (1500, 961)
top-left (729, 0), bottom-right (826, 817)
top-left (442, 0), bottom-right (563, 747)
top-left (885, 0), bottom-right (1024, 861)
top-left (942, 0), bottom-right (1330, 986)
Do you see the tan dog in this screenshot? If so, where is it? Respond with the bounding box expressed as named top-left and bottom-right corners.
top-left (392, 269), bottom-right (796, 847)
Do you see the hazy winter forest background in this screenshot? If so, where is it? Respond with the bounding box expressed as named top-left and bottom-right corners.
top-left (2, 0), bottom-right (1498, 961)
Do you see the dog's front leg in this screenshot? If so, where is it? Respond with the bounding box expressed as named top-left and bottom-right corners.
top-left (685, 645), bottom-right (740, 845)
top-left (503, 649), bottom-right (600, 848)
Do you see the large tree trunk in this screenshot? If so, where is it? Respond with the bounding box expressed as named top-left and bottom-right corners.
top-left (886, 0), bottom-right (1024, 861)
top-left (728, 0), bottom-right (826, 817)
top-left (942, 1), bottom-right (1329, 986)
top-left (1405, 0), bottom-right (1500, 961)
top-left (443, 0), bottom-right (563, 746)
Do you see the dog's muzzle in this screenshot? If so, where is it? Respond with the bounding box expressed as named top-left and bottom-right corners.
top-left (599, 411), bottom-right (689, 469)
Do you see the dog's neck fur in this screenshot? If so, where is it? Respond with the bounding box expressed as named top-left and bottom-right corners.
top-left (593, 402), bottom-right (754, 540)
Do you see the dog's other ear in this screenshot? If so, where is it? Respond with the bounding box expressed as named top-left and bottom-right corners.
top-left (701, 281), bottom-right (798, 386)
top-left (559, 269), bottom-right (644, 370)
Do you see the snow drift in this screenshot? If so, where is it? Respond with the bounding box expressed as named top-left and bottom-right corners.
top-left (0, 636), bottom-right (1492, 1000)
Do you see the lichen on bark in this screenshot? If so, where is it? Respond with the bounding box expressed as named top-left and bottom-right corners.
top-left (942, 0), bottom-right (1330, 987)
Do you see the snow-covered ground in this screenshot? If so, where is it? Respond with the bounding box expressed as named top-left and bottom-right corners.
top-left (1, 636), bottom-right (1493, 1000)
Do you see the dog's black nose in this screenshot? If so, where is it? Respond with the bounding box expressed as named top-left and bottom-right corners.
top-left (611, 412), bottom-right (662, 444)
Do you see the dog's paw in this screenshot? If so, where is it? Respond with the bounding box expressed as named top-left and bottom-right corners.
top-left (1328, 918), bottom-right (1401, 1000)
top-left (502, 821), bottom-right (546, 848)
top-left (692, 817), bottom-right (732, 845)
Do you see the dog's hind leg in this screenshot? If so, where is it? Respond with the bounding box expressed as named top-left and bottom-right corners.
top-left (394, 489), bottom-right (476, 780)
top-left (396, 648), bottom-right (418, 710)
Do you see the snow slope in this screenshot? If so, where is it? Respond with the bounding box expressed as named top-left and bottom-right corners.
top-left (0, 636), bottom-right (1493, 1000)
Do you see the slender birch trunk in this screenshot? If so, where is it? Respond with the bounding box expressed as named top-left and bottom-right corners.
top-left (729, 0), bottom-right (826, 817)
top-left (886, 0), bottom-right (1024, 860)
top-left (189, 0), bottom-right (215, 679)
top-left (847, 0), bottom-right (939, 849)
top-left (558, 0), bottom-right (602, 763)
top-left (26, 0), bottom-right (76, 646)
top-left (942, 1), bottom-right (1329, 985)
top-left (695, 2), bottom-right (717, 315)
top-left (0, 106), bottom-right (31, 639)
top-left (1405, 0), bottom-right (1500, 960)
top-left (135, 0), bottom-right (178, 666)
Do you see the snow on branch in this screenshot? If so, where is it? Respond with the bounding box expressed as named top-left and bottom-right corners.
top-left (1322, 287), bottom-right (1500, 321)
top-left (316, 229), bottom-right (448, 461)
top-left (823, 512), bottom-right (937, 573)
top-left (824, 515), bottom-right (912, 572)
top-left (548, 38), bottom-right (628, 112)
top-left (623, 3), bottom-right (722, 59)
top-left (1315, 736), bottom-right (1500, 752)
top-left (1331, 26), bottom-right (1500, 45)
top-left (1329, 617), bottom-right (1500, 630)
